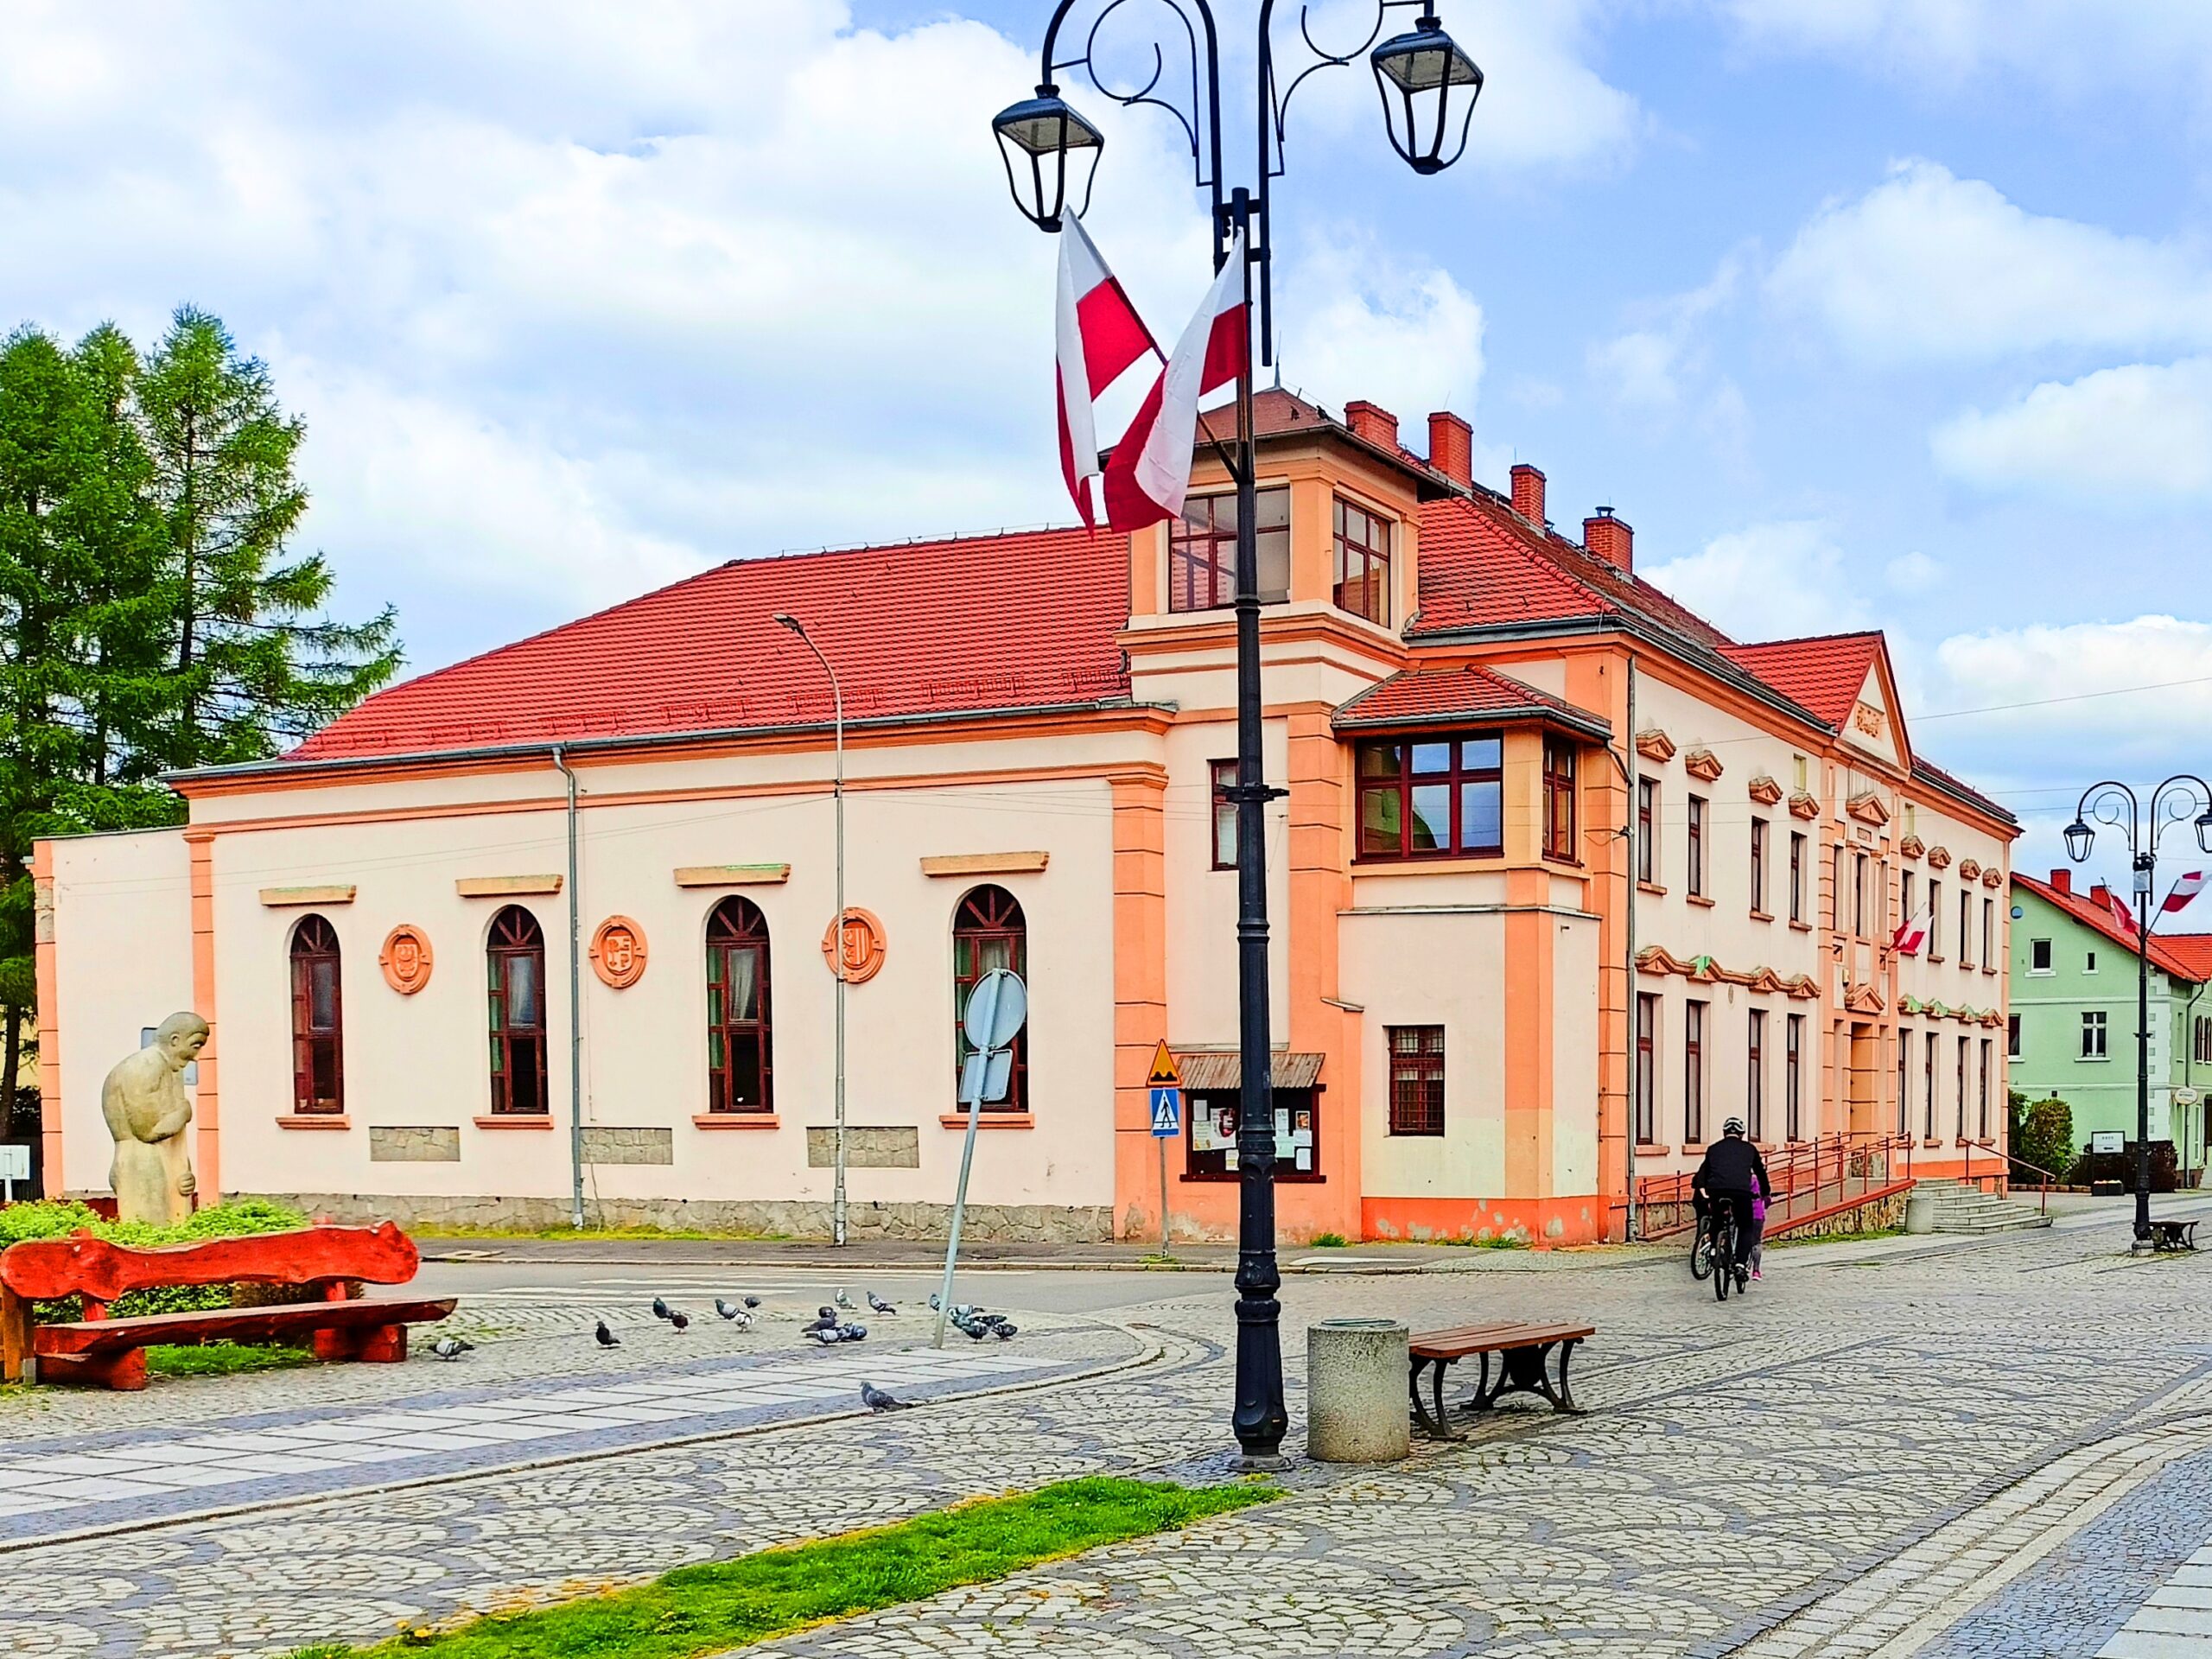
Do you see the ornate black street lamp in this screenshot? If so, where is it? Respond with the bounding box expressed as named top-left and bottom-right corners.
top-left (2065, 775), bottom-right (2212, 1250)
top-left (991, 1), bottom-right (1481, 1467)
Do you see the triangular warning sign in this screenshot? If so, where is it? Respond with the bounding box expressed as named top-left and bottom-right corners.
top-left (1147, 1040), bottom-right (1180, 1087)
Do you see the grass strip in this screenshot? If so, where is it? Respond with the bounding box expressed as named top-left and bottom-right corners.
top-left (145, 1341), bottom-right (315, 1378)
top-left (287, 1476), bottom-right (1275, 1659)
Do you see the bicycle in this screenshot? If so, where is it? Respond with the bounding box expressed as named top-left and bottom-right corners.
top-left (1689, 1201), bottom-right (1716, 1281)
top-left (1703, 1202), bottom-right (1738, 1302)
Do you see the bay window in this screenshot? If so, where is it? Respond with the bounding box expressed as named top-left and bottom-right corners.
top-left (1357, 732), bottom-right (1503, 859)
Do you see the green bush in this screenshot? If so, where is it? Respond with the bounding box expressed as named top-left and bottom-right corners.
top-left (2010, 1096), bottom-right (2075, 1180)
top-left (3, 1198), bottom-right (309, 1320)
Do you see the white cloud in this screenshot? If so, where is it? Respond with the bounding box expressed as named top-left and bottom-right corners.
top-left (1642, 520), bottom-right (1863, 643)
top-left (1768, 161), bottom-right (2212, 364)
top-left (1589, 253), bottom-right (1745, 411)
top-left (1278, 232), bottom-right (1485, 432)
top-left (1714, 1), bottom-right (2212, 98)
top-left (1884, 550), bottom-right (1944, 593)
top-left (1932, 359), bottom-right (2212, 505)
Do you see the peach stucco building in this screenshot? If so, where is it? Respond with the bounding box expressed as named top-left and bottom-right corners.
top-left (35, 391), bottom-right (2018, 1243)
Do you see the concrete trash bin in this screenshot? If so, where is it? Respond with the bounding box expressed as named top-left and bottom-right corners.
top-left (1306, 1318), bottom-right (1410, 1463)
top-left (1904, 1188), bottom-right (1937, 1234)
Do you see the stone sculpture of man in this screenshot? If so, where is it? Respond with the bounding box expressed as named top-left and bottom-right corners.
top-left (102, 1013), bottom-right (207, 1224)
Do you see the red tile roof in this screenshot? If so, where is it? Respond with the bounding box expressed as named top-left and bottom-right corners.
top-left (1718, 634), bottom-right (1885, 729)
top-left (286, 528), bottom-right (1132, 762)
top-left (2161, 933), bottom-right (2212, 982)
top-left (1332, 664), bottom-right (1611, 736)
top-left (2012, 871), bottom-right (2208, 981)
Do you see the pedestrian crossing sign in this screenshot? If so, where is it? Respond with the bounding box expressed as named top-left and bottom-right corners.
top-left (1149, 1086), bottom-right (1182, 1137)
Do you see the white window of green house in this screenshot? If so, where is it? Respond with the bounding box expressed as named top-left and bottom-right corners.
top-left (2031, 938), bottom-right (2053, 974)
top-left (2082, 1010), bottom-right (2108, 1059)
top-left (2086, 949), bottom-right (2099, 974)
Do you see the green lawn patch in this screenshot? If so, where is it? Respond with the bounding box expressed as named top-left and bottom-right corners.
top-left (285, 1476), bottom-right (1275, 1659)
top-left (145, 1341), bottom-right (315, 1379)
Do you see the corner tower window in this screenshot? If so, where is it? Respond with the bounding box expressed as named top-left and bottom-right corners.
top-left (1171, 486), bottom-right (1288, 612)
top-left (486, 906), bottom-right (548, 1116)
top-left (1357, 733), bottom-right (1503, 859)
top-left (289, 915), bottom-right (343, 1116)
top-left (707, 898), bottom-right (773, 1114)
top-left (1332, 497), bottom-right (1392, 625)
top-left (954, 885), bottom-right (1027, 1113)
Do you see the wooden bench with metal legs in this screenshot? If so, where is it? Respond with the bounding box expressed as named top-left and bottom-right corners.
top-left (1407, 1320), bottom-right (1596, 1439)
top-left (0, 1223), bottom-right (454, 1391)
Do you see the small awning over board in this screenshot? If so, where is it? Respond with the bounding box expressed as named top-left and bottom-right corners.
top-left (1173, 1052), bottom-right (1325, 1092)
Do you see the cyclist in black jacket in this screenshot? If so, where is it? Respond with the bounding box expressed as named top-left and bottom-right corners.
top-left (1692, 1118), bottom-right (1772, 1287)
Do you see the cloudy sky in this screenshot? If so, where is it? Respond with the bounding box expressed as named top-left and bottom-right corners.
top-left (4, 0), bottom-right (2210, 890)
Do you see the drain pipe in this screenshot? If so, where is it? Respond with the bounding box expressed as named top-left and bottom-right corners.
top-left (1624, 657), bottom-right (1638, 1244)
top-left (552, 745), bottom-right (586, 1231)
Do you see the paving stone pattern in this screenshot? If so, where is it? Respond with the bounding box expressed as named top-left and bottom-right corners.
top-left (3, 1216), bottom-right (2211, 1656)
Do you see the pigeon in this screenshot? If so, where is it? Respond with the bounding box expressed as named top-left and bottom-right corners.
top-left (953, 1316), bottom-right (990, 1341)
top-left (861, 1381), bottom-right (912, 1413)
top-left (726, 1309), bottom-right (756, 1332)
top-left (817, 1305), bottom-right (838, 1322)
top-left (429, 1336), bottom-right (473, 1361)
top-left (652, 1297), bottom-right (672, 1321)
top-left (804, 1325), bottom-right (843, 1344)
top-left (835, 1288), bottom-right (855, 1310)
top-left (801, 1312), bottom-right (840, 1338)
top-left (837, 1322), bottom-right (868, 1343)
top-left (990, 1321), bottom-right (1018, 1340)
top-left (594, 1321), bottom-right (621, 1348)
top-left (742, 1295), bottom-right (763, 1310)
top-left (715, 1298), bottom-right (747, 1321)
top-left (928, 1292), bottom-right (942, 1312)
top-left (867, 1291), bottom-right (896, 1315)
top-left (669, 1310), bottom-right (690, 1334)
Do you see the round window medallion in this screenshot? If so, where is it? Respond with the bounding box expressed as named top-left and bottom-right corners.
top-left (378, 925), bottom-right (435, 995)
top-left (589, 916), bottom-right (649, 988)
top-left (821, 907), bottom-right (887, 985)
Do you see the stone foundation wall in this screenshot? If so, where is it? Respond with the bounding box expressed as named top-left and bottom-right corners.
top-left (251, 1192), bottom-right (1116, 1243)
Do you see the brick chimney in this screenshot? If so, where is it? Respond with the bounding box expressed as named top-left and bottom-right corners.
top-left (2090, 882), bottom-right (2112, 909)
top-left (2050, 869), bottom-right (2071, 894)
top-left (1428, 411), bottom-right (1472, 487)
top-left (1344, 399), bottom-right (1399, 451)
top-left (1585, 506), bottom-right (1633, 573)
top-left (1510, 463), bottom-right (1546, 525)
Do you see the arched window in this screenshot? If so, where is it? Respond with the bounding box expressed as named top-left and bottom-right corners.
top-left (707, 898), bottom-right (773, 1114)
top-left (289, 915), bottom-right (344, 1116)
top-left (486, 906), bottom-right (548, 1116)
top-left (953, 885), bottom-right (1027, 1113)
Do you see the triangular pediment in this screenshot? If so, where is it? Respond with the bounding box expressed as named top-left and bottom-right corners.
top-left (1839, 660), bottom-right (1908, 772)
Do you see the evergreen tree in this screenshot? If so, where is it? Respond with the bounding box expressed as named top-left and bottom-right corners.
top-left (137, 308), bottom-right (399, 768)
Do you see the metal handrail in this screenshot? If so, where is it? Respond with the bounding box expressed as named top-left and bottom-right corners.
top-left (1633, 1130), bottom-right (1903, 1239)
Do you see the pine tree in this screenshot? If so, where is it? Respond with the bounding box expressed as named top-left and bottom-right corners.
top-left (137, 308), bottom-right (399, 768)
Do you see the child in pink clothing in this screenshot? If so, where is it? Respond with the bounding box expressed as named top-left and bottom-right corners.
top-left (1747, 1188), bottom-right (1768, 1281)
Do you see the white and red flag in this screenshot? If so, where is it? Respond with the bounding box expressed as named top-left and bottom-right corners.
top-left (1055, 215), bottom-right (1159, 529)
top-left (1890, 909), bottom-right (1928, 957)
top-left (2104, 886), bottom-right (2139, 938)
top-left (1100, 225), bottom-right (1249, 533)
top-left (2164, 870), bottom-right (2208, 915)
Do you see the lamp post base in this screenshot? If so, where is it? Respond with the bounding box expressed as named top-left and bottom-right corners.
top-left (2131, 1235), bottom-right (2157, 1255)
top-left (1235, 1453), bottom-right (1293, 1474)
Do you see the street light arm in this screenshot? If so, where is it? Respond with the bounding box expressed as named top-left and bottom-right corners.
top-left (2148, 773), bottom-right (2212, 856)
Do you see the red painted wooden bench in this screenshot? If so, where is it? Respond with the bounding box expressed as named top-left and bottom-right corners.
top-left (0, 1222), bottom-right (455, 1390)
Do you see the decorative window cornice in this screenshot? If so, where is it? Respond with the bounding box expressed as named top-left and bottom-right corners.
top-left (1634, 728), bottom-right (1676, 763)
top-left (1788, 791), bottom-right (1821, 821)
top-left (1958, 858), bottom-right (1982, 880)
top-left (1683, 747), bottom-right (1725, 782)
top-left (1897, 835), bottom-right (1926, 860)
top-left (1927, 844), bottom-right (1952, 870)
top-left (1747, 773), bottom-right (1783, 806)
top-left (1981, 868), bottom-right (2004, 890)
top-left (1846, 789), bottom-right (1891, 827)
top-left (1844, 981), bottom-right (1886, 1015)
top-left (1636, 945), bottom-right (1820, 1001)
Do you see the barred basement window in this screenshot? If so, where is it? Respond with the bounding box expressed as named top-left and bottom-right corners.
top-left (1387, 1026), bottom-right (1446, 1135)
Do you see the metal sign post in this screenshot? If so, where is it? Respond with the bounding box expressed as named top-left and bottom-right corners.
top-left (0, 1143), bottom-right (24, 1205)
top-left (1147, 1040), bottom-right (1182, 1258)
top-left (935, 968), bottom-right (1027, 1348)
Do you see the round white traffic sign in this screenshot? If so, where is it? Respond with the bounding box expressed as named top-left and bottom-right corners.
top-left (961, 968), bottom-right (1027, 1052)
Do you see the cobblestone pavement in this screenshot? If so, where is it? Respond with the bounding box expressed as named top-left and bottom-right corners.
top-left (5, 1211), bottom-right (2212, 1656)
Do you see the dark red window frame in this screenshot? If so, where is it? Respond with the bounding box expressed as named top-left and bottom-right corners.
top-left (1637, 779), bottom-right (1657, 883)
top-left (1789, 831), bottom-right (1805, 922)
top-left (1897, 1027), bottom-right (1911, 1136)
top-left (706, 897), bottom-right (773, 1114)
top-left (1170, 486), bottom-right (1289, 612)
top-left (1634, 993), bottom-right (1658, 1144)
top-left (1750, 818), bottom-right (1768, 913)
top-left (1332, 495), bottom-right (1391, 625)
top-left (486, 905), bottom-right (549, 1116)
top-left (1542, 740), bottom-right (1578, 861)
top-left (289, 914), bottom-right (343, 1116)
top-left (1687, 795), bottom-right (1707, 896)
top-left (1386, 1026), bottom-right (1445, 1136)
top-left (1746, 1008), bottom-right (1765, 1141)
top-left (954, 885), bottom-right (1027, 1113)
top-left (1685, 999), bottom-right (1707, 1144)
top-left (1785, 1013), bottom-right (1803, 1141)
top-left (1356, 732), bottom-right (1504, 861)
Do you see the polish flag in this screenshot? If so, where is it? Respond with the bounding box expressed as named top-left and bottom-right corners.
top-left (2105, 887), bottom-right (2139, 938)
top-left (1891, 913), bottom-right (1928, 957)
top-left (2164, 870), bottom-right (2208, 915)
top-left (1100, 225), bottom-right (1250, 533)
top-left (1056, 215), bottom-right (1159, 529)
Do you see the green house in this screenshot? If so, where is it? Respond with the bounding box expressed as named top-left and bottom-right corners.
top-left (2008, 870), bottom-right (2212, 1172)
